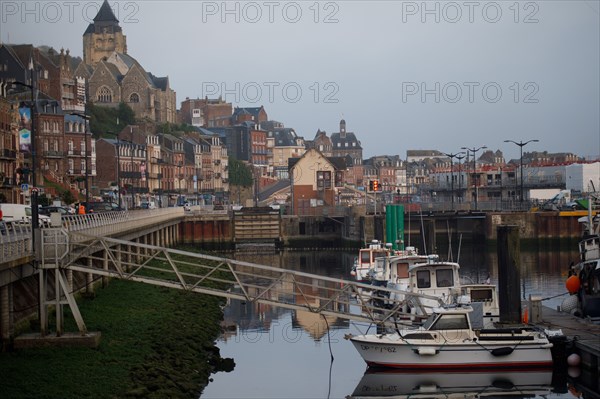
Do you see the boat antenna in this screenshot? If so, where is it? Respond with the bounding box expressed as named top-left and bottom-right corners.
top-left (447, 219), bottom-right (453, 262)
top-left (420, 212), bottom-right (427, 255)
top-left (457, 234), bottom-right (463, 264)
top-left (407, 203), bottom-right (411, 247)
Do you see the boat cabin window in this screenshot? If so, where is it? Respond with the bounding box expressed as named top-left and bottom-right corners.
top-left (417, 270), bottom-right (431, 288)
top-left (468, 288), bottom-right (494, 302)
top-left (360, 251), bottom-right (371, 264)
top-left (430, 314), bottom-right (469, 330)
top-left (396, 262), bottom-right (409, 279)
top-left (436, 269), bottom-right (454, 287)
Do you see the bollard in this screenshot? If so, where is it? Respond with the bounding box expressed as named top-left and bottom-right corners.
top-left (529, 295), bottom-right (542, 323)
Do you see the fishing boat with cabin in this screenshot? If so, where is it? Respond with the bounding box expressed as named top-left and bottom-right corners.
top-left (347, 304), bottom-right (561, 369)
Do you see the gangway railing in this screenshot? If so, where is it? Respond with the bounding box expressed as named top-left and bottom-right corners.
top-left (41, 232), bottom-right (447, 336)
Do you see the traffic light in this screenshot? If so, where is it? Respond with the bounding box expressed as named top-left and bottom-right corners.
top-left (373, 180), bottom-right (380, 192)
top-left (369, 180), bottom-right (374, 191)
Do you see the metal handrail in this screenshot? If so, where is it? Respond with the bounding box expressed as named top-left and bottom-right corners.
top-left (1, 208), bottom-right (185, 263)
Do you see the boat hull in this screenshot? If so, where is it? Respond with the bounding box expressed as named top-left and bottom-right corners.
top-left (350, 335), bottom-right (553, 369)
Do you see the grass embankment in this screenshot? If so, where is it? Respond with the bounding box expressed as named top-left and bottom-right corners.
top-left (0, 278), bottom-right (233, 398)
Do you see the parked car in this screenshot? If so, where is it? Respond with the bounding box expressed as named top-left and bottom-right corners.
top-left (39, 206), bottom-right (70, 216)
top-left (0, 203), bottom-right (50, 225)
top-left (85, 202), bottom-right (122, 213)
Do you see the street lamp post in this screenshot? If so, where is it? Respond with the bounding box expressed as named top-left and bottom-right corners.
top-left (442, 152), bottom-right (465, 210)
top-left (461, 145), bottom-right (487, 210)
top-left (178, 162), bottom-right (182, 205)
top-left (455, 153), bottom-right (465, 203)
top-left (504, 139), bottom-right (539, 206)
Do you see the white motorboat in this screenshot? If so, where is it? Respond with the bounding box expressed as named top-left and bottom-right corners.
top-left (348, 305), bottom-right (559, 370)
top-left (351, 240), bottom-right (392, 282)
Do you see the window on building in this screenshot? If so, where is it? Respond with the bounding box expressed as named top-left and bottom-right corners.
top-left (97, 86), bottom-right (112, 103)
top-left (316, 170), bottom-right (332, 190)
top-left (335, 171), bottom-right (344, 187)
top-left (129, 93), bottom-right (140, 103)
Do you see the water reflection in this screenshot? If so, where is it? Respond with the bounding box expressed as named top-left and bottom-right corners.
top-left (349, 369), bottom-right (558, 398)
top-left (220, 297), bottom-right (350, 342)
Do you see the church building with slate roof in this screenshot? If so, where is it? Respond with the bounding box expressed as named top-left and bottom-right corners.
top-left (78, 0), bottom-right (176, 123)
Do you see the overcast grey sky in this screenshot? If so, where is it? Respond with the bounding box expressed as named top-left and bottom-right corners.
top-left (2, 0), bottom-right (599, 161)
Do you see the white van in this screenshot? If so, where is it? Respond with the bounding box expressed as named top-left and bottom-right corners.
top-left (0, 203), bottom-right (50, 224)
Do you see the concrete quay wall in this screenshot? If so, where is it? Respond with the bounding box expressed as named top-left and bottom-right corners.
top-left (178, 210), bottom-right (584, 247)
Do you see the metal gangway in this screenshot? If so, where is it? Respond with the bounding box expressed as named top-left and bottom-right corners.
top-left (39, 229), bottom-right (447, 336)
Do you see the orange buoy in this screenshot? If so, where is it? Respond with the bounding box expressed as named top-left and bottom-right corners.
top-left (566, 275), bottom-right (581, 294)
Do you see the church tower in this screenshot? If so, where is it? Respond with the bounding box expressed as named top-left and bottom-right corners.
top-left (82, 0), bottom-right (127, 65)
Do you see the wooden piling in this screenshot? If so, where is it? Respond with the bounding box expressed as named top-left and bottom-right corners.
top-left (497, 225), bottom-right (522, 324)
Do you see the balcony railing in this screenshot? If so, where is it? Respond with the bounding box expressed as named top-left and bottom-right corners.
top-left (0, 149), bottom-right (17, 159)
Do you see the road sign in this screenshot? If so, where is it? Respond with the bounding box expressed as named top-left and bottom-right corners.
top-left (20, 183), bottom-right (29, 191)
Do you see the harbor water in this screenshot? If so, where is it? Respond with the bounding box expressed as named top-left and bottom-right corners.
top-left (201, 245), bottom-right (585, 399)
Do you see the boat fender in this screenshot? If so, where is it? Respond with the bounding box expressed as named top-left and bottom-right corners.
top-left (491, 347), bottom-right (514, 357)
top-left (567, 353), bottom-right (581, 366)
top-left (416, 347), bottom-right (438, 356)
